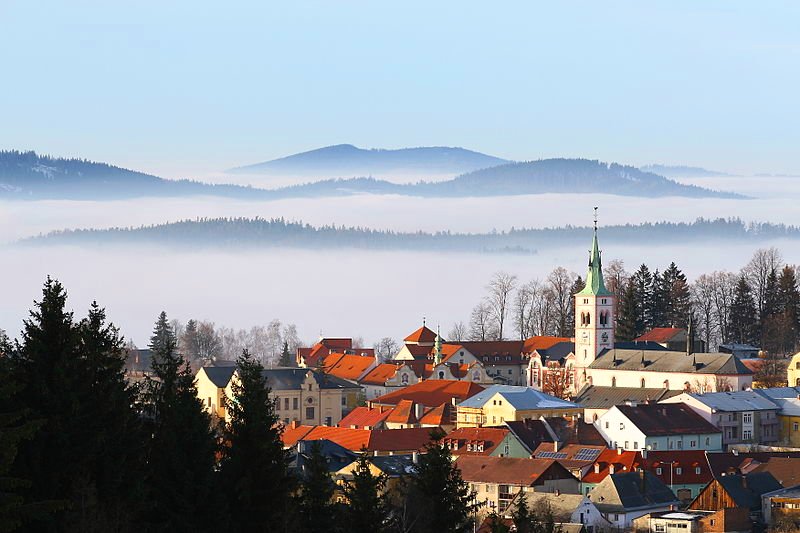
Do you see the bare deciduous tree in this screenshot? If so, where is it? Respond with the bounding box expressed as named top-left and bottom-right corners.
top-left (448, 322), bottom-right (467, 343)
top-left (486, 272), bottom-right (518, 341)
top-left (468, 301), bottom-right (495, 341)
top-left (547, 267), bottom-right (575, 337)
top-left (743, 247), bottom-right (783, 318)
top-left (375, 337), bottom-right (399, 362)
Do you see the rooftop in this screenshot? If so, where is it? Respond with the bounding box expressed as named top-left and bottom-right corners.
top-left (614, 403), bottom-right (721, 436)
top-left (589, 471), bottom-right (678, 513)
top-left (455, 456), bottom-right (571, 486)
top-left (573, 385), bottom-right (680, 409)
top-left (371, 379), bottom-right (484, 408)
top-left (591, 349), bottom-right (752, 375)
top-left (635, 327), bottom-right (685, 344)
top-left (458, 385), bottom-right (579, 411)
top-left (680, 390), bottom-right (780, 412)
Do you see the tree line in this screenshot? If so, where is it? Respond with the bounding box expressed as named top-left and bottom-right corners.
top-left (454, 247), bottom-right (800, 357)
top-left (0, 278), bottom-right (506, 532)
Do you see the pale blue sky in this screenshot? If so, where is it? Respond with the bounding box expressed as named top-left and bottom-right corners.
top-left (1, 1), bottom-right (798, 178)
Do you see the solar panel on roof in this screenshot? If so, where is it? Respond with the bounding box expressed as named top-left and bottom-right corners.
top-left (537, 451), bottom-right (568, 459)
top-left (574, 448), bottom-right (602, 461)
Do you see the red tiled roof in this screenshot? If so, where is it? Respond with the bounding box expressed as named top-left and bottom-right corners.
top-left (455, 456), bottom-right (569, 486)
top-left (281, 424), bottom-right (317, 447)
top-left (296, 338), bottom-right (374, 367)
top-left (640, 450), bottom-right (713, 486)
top-left (404, 344), bottom-right (433, 358)
top-left (338, 406), bottom-right (392, 429)
top-left (368, 428), bottom-right (436, 452)
top-left (371, 380), bottom-right (485, 408)
top-left (635, 327), bottom-right (684, 343)
top-left (581, 449), bottom-right (641, 483)
top-left (523, 336), bottom-right (572, 353)
top-left (360, 363), bottom-right (401, 385)
top-left (419, 403), bottom-right (453, 426)
top-left (282, 424), bottom-right (435, 452)
top-left (742, 359), bottom-right (764, 373)
top-left (404, 326), bottom-right (437, 344)
top-left (322, 353), bottom-right (376, 380)
top-left (443, 427), bottom-right (510, 456)
top-left (386, 399), bottom-right (418, 425)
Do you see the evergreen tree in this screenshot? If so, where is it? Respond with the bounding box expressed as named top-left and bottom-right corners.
top-left (340, 452), bottom-right (391, 533)
top-left (616, 279), bottom-right (639, 342)
top-left (511, 495), bottom-right (561, 533)
top-left (219, 349), bottom-right (293, 532)
top-left (180, 319), bottom-right (200, 363)
top-left (142, 312), bottom-right (217, 532)
top-left (662, 262), bottom-right (691, 327)
top-left (728, 276), bottom-right (759, 346)
top-left (511, 492), bottom-right (533, 533)
top-left (279, 340), bottom-right (292, 367)
top-left (486, 511), bottom-right (510, 533)
top-left (397, 437), bottom-right (477, 533)
top-left (632, 264), bottom-right (654, 335)
top-left (649, 269), bottom-right (667, 329)
top-left (295, 441), bottom-right (340, 533)
top-left (777, 265), bottom-right (800, 352)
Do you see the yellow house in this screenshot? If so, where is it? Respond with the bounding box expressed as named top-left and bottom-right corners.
top-left (335, 453), bottom-right (419, 496)
top-left (456, 385), bottom-right (582, 428)
top-left (787, 351), bottom-right (800, 387)
top-left (195, 366), bottom-right (363, 426)
top-left (772, 397), bottom-right (800, 447)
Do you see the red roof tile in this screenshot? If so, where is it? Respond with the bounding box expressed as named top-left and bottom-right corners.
top-left (523, 336), bottom-right (572, 353)
top-left (282, 424), bottom-right (435, 452)
top-left (404, 326), bottom-right (437, 344)
top-left (443, 427), bottom-right (510, 456)
top-left (640, 450), bottom-right (713, 486)
top-left (372, 380), bottom-right (485, 408)
top-left (419, 403), bottom-right (453, 426)
top-left (360, 363), bottom-right (401, 385)
top-left (321, 353), bottom-right (376, 380)
top-left (635, 328), bottom-right (684, 343)
top-left (386, 399), bottom-right (418, 425)
top-left (338, 406), bottom-right (392, 429)
top-left (455, 456), bottom-right (571, 485)
top-left (581, 449), bottom-right (641, 483)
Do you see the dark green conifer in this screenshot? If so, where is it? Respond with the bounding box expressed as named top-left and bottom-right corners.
top-left (279, 340), bottom-right (292, 367)
top-left (340, 452), bottom-right (391, 533)
top-left (728, 276), bottom-right (759, 345)
top-left (295, 441), bottom-right (340, 533)
top-left (615, 280), bottom-right (639, 342)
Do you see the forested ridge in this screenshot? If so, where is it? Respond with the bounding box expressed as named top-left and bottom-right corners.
top-left (26, 217), bottom-right (800, 253)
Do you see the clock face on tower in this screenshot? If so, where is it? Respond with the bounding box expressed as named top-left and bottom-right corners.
top-left (580, 331), bottom-right (590, 344)
top-left (601, 332), bottom-right (609, 343)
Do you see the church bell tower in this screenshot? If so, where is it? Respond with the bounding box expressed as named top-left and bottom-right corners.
top-left (575, 209), bottom-right (615, 384)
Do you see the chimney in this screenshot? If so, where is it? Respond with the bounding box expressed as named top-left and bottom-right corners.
top-left (617, 447), bottom-right (623, 456)
top-left (609, 464), bottom-right (615, 474)
top-left (741, 475), bottom-right (748, 490)
top-left (412, 451), bottom-right (419, 464)
top-left (639, 469), bottom-right (646, 493)
top-left (642, 449), bottom-right (648, 459)
top-left (415, 402), bottom-right (424, 420)
top-left (594, 463), bottom-right (601, 474)
top-left (290, 420), bottom-right (298, 429)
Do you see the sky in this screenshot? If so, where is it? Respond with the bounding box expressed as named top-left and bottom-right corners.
top-left (1, 1), bottom-right (798, 178)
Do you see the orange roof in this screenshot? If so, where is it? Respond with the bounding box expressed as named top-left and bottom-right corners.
top-left (404, 344), bottom-right (433, 358)
top-left (455, 456), bottom-right (566, 485)
top-left (742, 359), bottom-right (764, 373)
top-left (372, 379), bottom-right (485, 408)
top-left (282, 424), bottom-right (434, 452)
top-left (296, 338), bottom-right (374, 367)
top-left (523, 336), bottom-right (572, 353)
top-left (360, 363), bottom-right (401, 385)
top-left (419, 403), bottom-right (453, 426)
top-left (322, 353), bottom-right (376, 380)
top-left (443, 427), bottom-right (510, 456)
top-left (581, 449), bottom-right (641, 483)
top-left (635, 327), bottom-right (684, 343)
top-left (281, 424), bottom-right (317, 447)
top-left (338, 406), bottom-right (392, 429)
top-left (404, 325), bottom-right (437, 344)
top-left (386, 399), bottom-right (418, 425)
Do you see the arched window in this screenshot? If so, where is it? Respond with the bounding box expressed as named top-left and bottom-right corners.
top-left (611, 377), bottom-right (617, 388)
top-left (640, 378), bottom-right (646, 388)
top-left (438, 371), bottom-right (445, 380)
top-left (473, 371), bottom-right (480, 382)
top-left (401, 374), bottom-right (409, 385)
top-left (593, 413), bottom-right (598, 422)
top-left (586, 313), bottom-right (591, 325)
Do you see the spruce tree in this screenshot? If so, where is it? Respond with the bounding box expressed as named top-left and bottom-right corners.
top-left (662, 262), bottom-right (691, 327)
top-left (295, 441), bottom-right (340, 533)
top-left (616, 280), bottom-right (639, 342)
top-left (778, 266), bottom-right (800, 352)
top-left (340, 452), bottom-right (391, 533)
top-left (397, 438), bottom-right (477, 533)
top-left (728, 276), bottom-right (759, 346)
top-left (219, 349), bottom-right (293, 532)
top-left (180, 319), bottom-right (200, 363)
top-left (142, 312), bottom-right (217, 532)
top-left (650, 269), bottom-right (667, 328)
top-left (279, 340), bottom-right (292, 367)
top-left (632, 264), bottom-right (653, 335)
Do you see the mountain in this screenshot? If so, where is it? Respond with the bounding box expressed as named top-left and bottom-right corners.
top-left (26, 217), bottom-right (793, 253)
top-left (271, 159), bottom-right (744, 199)
top-left (0, 150), bottom-right (273, 200)
top-left (228, 144), bottom-right (510, 178)
top-left (640, 164), bottom-right (733, 178)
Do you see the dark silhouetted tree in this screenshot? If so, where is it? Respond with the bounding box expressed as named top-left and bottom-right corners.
top-left (340, 452), bottom-right (391, 533)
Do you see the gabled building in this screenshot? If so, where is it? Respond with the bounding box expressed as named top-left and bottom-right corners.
top-left (281, 424), bottom-right (435, 455)
top-left (688, 471), bottom-right (782, 519)
top-left (457, 456), bottom-right (580, 511)
top-left (660, 390), bottom-right (781, 447)
top-left (296, 337), bottom-right (374, 368)
top-left (579, 448), bottom-right (641, 495)
top-left (595, 403), bottom-right (723, 452)
top-left (635, 327), bottom-right (705, 353)
top-left (442, 427), bottom-right (532, 458)
top-left (573, 384), bottom-right (681, 424)
top-left (638, 450), bottom-right (714, 503)
top-left (456, 385), bottom-right (581, 428)
top-left (370, 379), bottom-right (484, 410)
top-left (586, 471), bottom-right (679, 530)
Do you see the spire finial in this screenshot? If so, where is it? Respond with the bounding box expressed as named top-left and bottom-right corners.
top-left (423, 316), bottom-right (426, 327)
top-left (593, 206), bottom-right (598, 232)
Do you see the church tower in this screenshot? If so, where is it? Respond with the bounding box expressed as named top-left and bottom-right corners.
top-left (574, 212), bottom-right (615, 384)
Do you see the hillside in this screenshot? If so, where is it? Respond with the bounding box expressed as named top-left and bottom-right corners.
top-left (228, 144), bottom-right (510, 177)
top-left (641, 164), bottom-right (733, 178)
top-left (26, 217), bottom-right (793, 253)
top-left (0, 150), bottom-right (271, 200)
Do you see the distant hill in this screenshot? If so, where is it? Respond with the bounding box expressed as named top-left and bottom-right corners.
top-left (228, 144), bottom-right (510, 178)
top-left (26, 217), bottom-right (793, 253)
top-left (272, 159), bottom-right (744, 199)
top-left (0, 150), bottom-right (272, 200)
top-left (641, 164), bottom-right (733, 178)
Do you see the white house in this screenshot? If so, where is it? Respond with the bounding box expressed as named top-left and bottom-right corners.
top-left (594, 403), bottom-right (723, 452)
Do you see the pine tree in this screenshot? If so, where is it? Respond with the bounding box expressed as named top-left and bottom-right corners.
top-left (397, 437), bottom-right (477, 533)
top-left (142, 312), bottom-right (217, 532)
top-left (616, 279), bottom-right (639, 342)
top-left (650, 269), bottom-right (668, 328)
top-left (728, 276), bottom-right (759, 345)
top-left (777, 266), bottom-right (800, 353)
top-left (511, 492), bottom-right (533, 533)
top-left (219, 349), bottom-right (293, 532)
top-left (181, 319), bottom-right (200, 363)
top-left (340, 452), bottom-right (391, 533)
top-left (632, 264), bottom-right (653, 335)
top-left (486, 510), bottom-right (510, 533)
top-left (295, 441), bottom-right (340, 533)
top-left (662, 262), bottom-right (691, 327)
top-left (279, 340), bottom-right (292, 367)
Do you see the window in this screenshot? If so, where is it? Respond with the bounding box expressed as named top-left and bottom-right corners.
top-left (676, 467), bottom-right (682, 475)
top-left (634, 441), bottom-right (638, 449)
top-left (619, 422), bottom-right (624, 430)
top-left (705, 437), bottom-right (710, 445)
top-left (307, 383), bottom-right (312, 391)
top-left (605, 421), bottom-right (609, 429)
top-left (324, 416), bottom-right (332, 426)
top-left (207, 397), bottom-right (212, 407)
top-left (677, 441), bottom-right (682, 449)
top-left (652, 442), bottom-right (658, 450)
top-left (438, 371), bottom-right (445, 379)
top-left (743, 429), bottom-right (752, 440)
top-left (499, 400), bottom-right (503, 406)
top-left (743, 412), bottom-right (753, 424)
top-left (669, 441), bottom-right (674, 450)
top-left (504, 444), bottom-right (510, 455)
top-left (341, 396), bottom-right (347, 406)
top-left (305, 407), bottom-right (315, 420)
top-left (794, 422), bottom-right (799, 432)
top-left (285, 398), bottom-right (290, 410)
top-left (624, 441), bottom-right (629, 449)
top-left (655, 525), bottom-right (665, 533)
top-left (656, 467), bottom-right (662, 475)
top-left (690, 440), bottom-right (696, 448)
top-left (293, 398), bottom-right (299, 410)
top-left (696, 467), bottom-right (701, 474)
top-left (508, 369), bottom-right (512, 375)
top-left (612, 377), bottom-right (617, 388)
top-left (641, 378), bottom-right (646, 388)
top-left (401, 374), bottom-right (409, 385)
top-left (493, 416), bottom-right (497, 423)
top-left (275, 398), bottom-right (280, 411)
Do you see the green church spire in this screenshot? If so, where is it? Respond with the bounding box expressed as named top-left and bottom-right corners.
top-left (433, 326), bottom-right (443, 365)
top-left (578, 208), bottom-right (611, 296)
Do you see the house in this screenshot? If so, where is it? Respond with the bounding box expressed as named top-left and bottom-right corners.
top-left (660, 390), bottom-right (781, 447)
top-left (369, 379), bottom-right (484, 409)
top-left (688, 471), bottom-right (782, 519)
top-left (195, 366), bottom-right (362, 426)
top-left (281, 424), bottom-right (435, 455)
top-left (296, 337), bottom-right (374, 368)
top-left (338, 401), bottom-right (455, 432)
top-left (526, 341), bottom-right (579, 396)
top-left (635, 327), bottom-right (705, 352)
top-left (288, 439), bottom-right (358, 478)
top-left (594, 403), bottom-right (723, 452)
top-left (318, 352), bottom-right (377, 384)
top-left (788, 352), bottom-right (800, 387)
top-left (635, 450), bottom-right (714, 504)
top-left (579, 448), bottom-right (641, 496)
top-left (573, 384), bottom-right (682, 424)
top-left (631, 508), bottom-right (751, 533)
top-left (719, 343), bottom-right (761, 359)
top-left (457, 456), bottom-right (580, 511)
top-left (335, 453), bottom-right (419, 495)
top-left (587, 471), bottom-right (679, 530)
top-left (124, 347), bottom-right (153, 379)
top-left (458, 341), bottom-right (529, 386)
top-left (456, 385), bottom-right (581, 428)
top-left (503, 490), bottom-right (609, 533)
top-left (358, 362), bottom-right (416, 400)
top-left (705, 451), bottom-right (800, 482)
top-left (752, 457), bottom-right (800, 489)
top-left (761, 485), bottom-right (800, 530)
top-left (769, 397), bottom-right (800, 446)
top-left (442, 427), bottom-right (532, 458)
top-left (337, 405), bottom-right (393, 430)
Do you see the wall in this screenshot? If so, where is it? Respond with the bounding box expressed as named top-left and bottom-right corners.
top-left (589, 368), bottom-right (752, 392)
